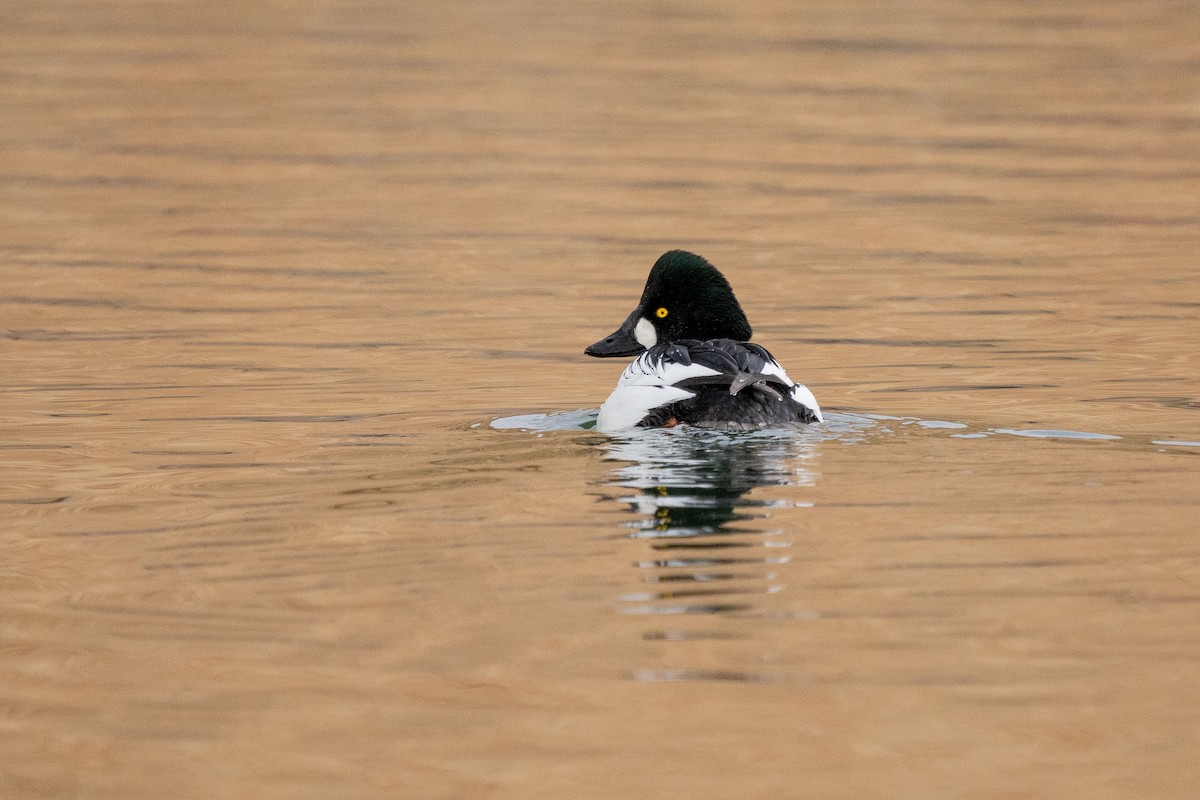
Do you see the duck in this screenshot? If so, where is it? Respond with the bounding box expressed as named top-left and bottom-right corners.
top-left (585, 250), bottom-right (822, 433)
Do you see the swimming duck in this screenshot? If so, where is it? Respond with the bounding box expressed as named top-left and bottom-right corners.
top-left (585, 250), bottom-right (822, 433)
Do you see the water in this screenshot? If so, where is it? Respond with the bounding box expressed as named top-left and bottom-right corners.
top-left (4, 1), bottom-right (1200, 798)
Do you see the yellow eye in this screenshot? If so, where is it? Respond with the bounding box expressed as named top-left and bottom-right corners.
top-left (655, 307), bottom-right (669, 318)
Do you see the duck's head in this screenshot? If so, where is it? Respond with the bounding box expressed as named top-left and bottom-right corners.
top-left (585, 250), bottom-right (753, 358)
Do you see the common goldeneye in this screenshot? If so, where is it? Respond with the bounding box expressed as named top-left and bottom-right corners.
top-left (585, 250), bottom-right (822, 433)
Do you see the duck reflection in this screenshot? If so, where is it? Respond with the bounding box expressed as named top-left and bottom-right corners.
top-left (601, 428), bottom-right (820, 616)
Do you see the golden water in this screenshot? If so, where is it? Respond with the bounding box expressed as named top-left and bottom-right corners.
top-left (3, 1), bottom-right (1199, 797)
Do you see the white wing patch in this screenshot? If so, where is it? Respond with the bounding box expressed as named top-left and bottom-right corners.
top-left (759, 357), bottom-right (823, 422)
top-left (596, 349), bottom-right (822, 432)
top-left (789, 383), bottom-right (822, 422)
top-left (596, 385), bottom-right (693, 432)
top-left (614, 350), bottom-right (722, 388)
top-left (596, 351), bottom-right (720, 433)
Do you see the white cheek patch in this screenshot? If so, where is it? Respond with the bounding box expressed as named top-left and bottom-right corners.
top-left (634, 317), bottom-right (658, 349)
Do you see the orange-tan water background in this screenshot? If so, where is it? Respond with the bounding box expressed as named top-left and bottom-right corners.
top-left (3, 1), bottom-right (1199, 798)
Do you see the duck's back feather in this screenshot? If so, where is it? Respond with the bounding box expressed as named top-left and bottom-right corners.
top-left (596, 339), bottom-right (821, 432)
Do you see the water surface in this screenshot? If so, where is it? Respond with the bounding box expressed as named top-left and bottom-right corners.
top-left (3, 1), bottom-right (1199, 798)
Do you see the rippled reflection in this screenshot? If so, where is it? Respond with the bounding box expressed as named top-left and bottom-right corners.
top-left (601, 427), bottom-right (824, 617)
